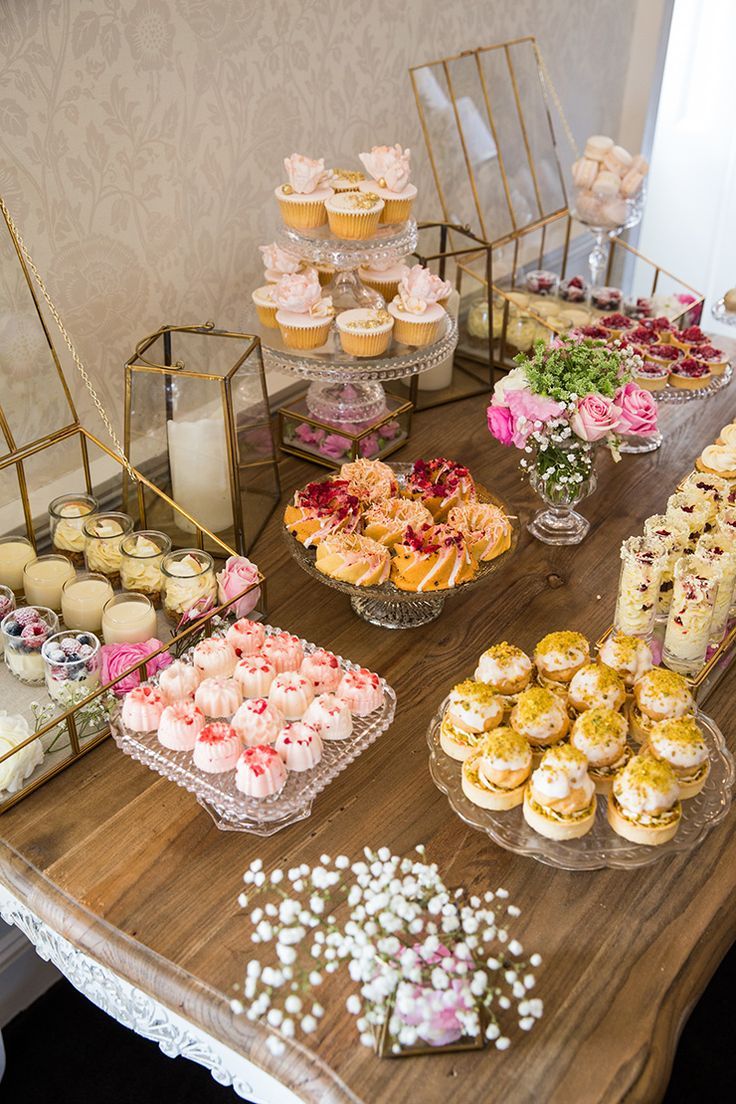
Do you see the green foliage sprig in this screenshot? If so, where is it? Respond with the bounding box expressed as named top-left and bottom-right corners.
top-left (515, 338), bottom-right (627, 404)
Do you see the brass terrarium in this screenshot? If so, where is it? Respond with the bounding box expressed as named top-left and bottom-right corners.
top-left (0, 198), bottom-right (265, 815)
top-left (124, 323), bottom-right (281, 556)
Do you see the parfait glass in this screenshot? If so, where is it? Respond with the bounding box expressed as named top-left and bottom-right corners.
top-left (527, 441), bottom-right (597, 545)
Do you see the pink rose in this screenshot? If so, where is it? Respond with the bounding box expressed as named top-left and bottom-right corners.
top-left (282, 153), bottom-right (331, 195)
top-left (505, 388), bottom-right (566, 447)
top-left (380, 419), bottom-right (401, 440)
top-left (359, 144), bottom-right (411, 192)
top-left (613, 381), bottom-right (659, 437)
top-left (217, 556), bottom-right (261, 618)
top-left (272, 271), bottom-right (322, 314)
top-left (570, 393), bottom-right (621, 442)
top-left (320, 434), bottom-right (351, 460)
top-left (101, 639), bottom-right (172, 697)
top-left (294, 423), bottom-right (325, 445)
top-left (359, 432), bottom-right (380, 458)
top-left (258, 242), bottom-right (302, 276)
top-left (487, 402), bottom-right (515, 446)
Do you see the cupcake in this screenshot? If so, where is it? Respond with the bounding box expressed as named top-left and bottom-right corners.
top-left (275, 153), bottom-right (334, 229)
top-left (461, 727), bottom-right (532, 810)
top-left (157, 701), bottom-right (205, 751)
top-left (630, 668), bottom-right (694, 743)
top-left (261, 633), bottom-right (304, 674)
top-left (335, 308), bottom-right (394, 357)
top-left (337, 667), bottom-right (383, 716)
top-left (194, 676), bottom-right (243, 718)
top-left (303, 694), bottom-right (353, 741)
top-left (391, 524), bottom-right (477, 592)
top-left (258, 242), bottom-right (303, 283)
top-left (607, 754), bottom-right (681, 845)
top-left (268, 671), bottom-right (315, 720)
top-left (193, 637), bottom-right (237, 679)
top-left (570, 707), bottom-right (630, 794)
top-left (329, 168), bottom-right (365, 193)
top-left (358, 260), bottom-right (410, 302)
top-left (362, 498), bottom-right (433, 547)
top-left (235, 745), bottom-right (287, 798)
top-left (509, 686), bottom-right (569, 755)
top-left (447, 502), bottom-right (512, 562)
top-left (251, 284), bottom-right (279, 329)
top-left (338, 457), bottom-right (398, 503)
top-left (534, 631), bottom-right (590, 690)
top-left (226, 618), bottom-right (266, 659)
top-left (299, 649), bottom-right (341, 694)
top-left (404, 457), bottom-right (475, 520)
top-left (315, 532), bottom-right (391, 586)
top-left (475, 643), bottom-right (533, 697)
top-left (231, 698), bottom-right (284, 747)
top-left (358, 144), bottom-right (417, 223)
top-left (523, 745), bottom-right (597, 841)
top-left (273, 270), bottom-right (334, 350)
top-left (598, 634), bottom-right (654, 688)
top-left (193, 722), bottom-right (242, 774)
top-left (388, 265), bottom-right (448, 346)
top-left (121, 685), bottom-right (166, 732)
top-left (696, 444), bottom-right (736, 478)
top-left (234, 656), bottom-right (277, 699)
top-left (157, 660), bottom-right (201, 703)
top-left (275, 721), bottom-right (323, 771)
top-left (325, 190), bottom-right (384, 240)
top-left (567, 663), bottom-right (627, 713)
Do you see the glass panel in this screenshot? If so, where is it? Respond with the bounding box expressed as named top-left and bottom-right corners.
top-left (507, 42), bottom-right (567, 217)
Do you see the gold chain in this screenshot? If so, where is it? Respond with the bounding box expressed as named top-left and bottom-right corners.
top-left (0, 196), bottom-right (137, 481)
top-left (533, 44), bottom-right (580, 161)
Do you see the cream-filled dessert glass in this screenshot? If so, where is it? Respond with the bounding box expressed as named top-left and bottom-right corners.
top-left (643, 514), bottom-right (690, 617)
top-left (49, 493), bottom-right (99, 566)
top-left (61, 572), bottom-right (114, 633)
top-left (101, 592), bottom-right (157, 644)
top-left (83, 512), bottom-right (134, 585)
top-left (663, 558), bottom-right (719, 675)
top-left (0, 536), bottom-right (35, 593)
top-left (42, 630), bottom-right (101, 704)
top-left (161, 549), bottom-right (217, 625)
top-left (613, 535), bottom-right (665, 640)
top-left (22, 555), bottom-right (76, 612)
top-left (693, 534), bottom-right (736, 643)
top-left (2, 606), bottom-right (59, 685)
top-left (120, 531), bottom-right (171, 608)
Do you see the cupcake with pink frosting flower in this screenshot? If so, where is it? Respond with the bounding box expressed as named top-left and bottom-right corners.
top-left (275, 154), bottom-right (334, 229)
top-left (273, 270), bottom-right (335, 350)
top-left (358, 144), bottom-right (418, 223)
top-left (388, 264), bottom-right (449, 346)
top-left (259, 242), bottom-right (304, 283)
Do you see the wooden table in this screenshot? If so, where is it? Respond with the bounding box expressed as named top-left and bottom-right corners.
top-left (1, 384), bottom-right (735, 1104)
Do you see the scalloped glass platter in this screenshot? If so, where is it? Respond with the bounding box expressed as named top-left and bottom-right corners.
top-left (654, 363), bottom-right (732, 404)
top-left (109, 625), bottom-right (396, 836)
top-left (426, 702), bottom-right (734, 871)
top-left (283, 463), bottom-right (518, 629)
top-left (280, 220), bottom-right (418, 269)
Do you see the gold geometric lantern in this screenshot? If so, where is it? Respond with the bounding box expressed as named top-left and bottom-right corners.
top-left (124, 323), bottom-right (281, 557)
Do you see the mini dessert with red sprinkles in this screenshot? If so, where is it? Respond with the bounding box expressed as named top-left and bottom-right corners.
top-left (121, 684), bottom-right (166, 732)
top-left (690, 345), bottom-right (729, 374)
top-left (672, 325), bottom-right (708, 351)
top-left (404, 458), bottom-right (476, 521)
top-left (590, 286), bottom-right (623, 311)
top-left (261, 632), bottom-right (305, 673)
top-left (235, 745), bottom-right (287, 798)
top-left (575, 324), bottom-right (609, 340)
top-left (231, 698), bottom-right (284, 747)
top-left (193, 722), bottom-right (242, 773)
top-left (303, 693), bottom-right (353, 740)
top-left (299, 648), bottom-right (342, 693)
top-left (391, 524), bottom-right (476, 592)
top-left (670, 357), bottom-right (712, 390)
top-left (158, 660), bottom-right (201, 703)
top-left (283, 479), bottom-right (361, 548)
top-left (645, 343), bottom-right (681, 367)
top-left (234, 656), bottom-right (277, 698)
top-left (275, 720), bottom-right (323, 771)
top-left (268, 671), bottom-right (315, 720)
top-left (559, 275), bottom-right (588, 303)
top-left (628, 325), bottom-right (660, 346)
top-left (157, 701), bottom-right (205, 751)
top-left (226, 618), bottom-right (266, 658)
top-left (599, 312), bottom-right (634, 334)
top-left (337, 667), bottom-right (384, 716)
top-left (193, 637), bottom-right (237, 679)
top-left (194, 676), bottom-right (243, 718)
top-left (632, 360), bottom-right (670, 391)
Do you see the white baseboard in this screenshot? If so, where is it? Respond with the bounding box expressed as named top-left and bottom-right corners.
top-left (0, 922), bottom-right (59, 1027)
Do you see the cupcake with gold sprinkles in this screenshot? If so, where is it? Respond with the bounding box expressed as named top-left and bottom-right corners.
top-left (336, 307), bottom-right (394, 357)
top-left (325, 190), bottom-right (384, 240)
top-left (329, 168), bottom-right (365, 193)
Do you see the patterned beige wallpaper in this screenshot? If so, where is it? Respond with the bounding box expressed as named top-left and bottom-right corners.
top-left (0, 0), bottom-right (649, 440)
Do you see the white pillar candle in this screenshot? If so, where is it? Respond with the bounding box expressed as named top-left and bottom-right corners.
top-left (62, 574), bottom-right (114, 633)
top-left (22, 556), bottom-right (76, 611)
top-left (101, 594), bottom-right (157, 644)
top-left (0, 537), bottom-right (35, 592)
top-left (418, 289), bottom-right (458, 391)
top-left (167, 416), bottom-right (233, 534)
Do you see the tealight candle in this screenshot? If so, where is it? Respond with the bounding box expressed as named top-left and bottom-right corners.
top-left (22, 555), bottom-right (76, 612)
top-left (61, 572), bottom-right (114, 633)
top-left (0, 536), bottom-right (35, 593)
top-left (101, 592), bottom-right (157, 644)
top-left (49, 493), bottom-right (99, 566)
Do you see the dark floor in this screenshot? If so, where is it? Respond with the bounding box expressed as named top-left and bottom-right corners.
top-left (2, 944), bottom-right (734, 1104)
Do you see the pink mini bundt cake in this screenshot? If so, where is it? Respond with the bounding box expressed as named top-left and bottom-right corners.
top-left (234, 656), bottom-right (277, 698)
top-left (157, 701), bottom-right (205, 751)
top-left (226, 618), bottom-right (266, 659)
top-left (261, 632), bottom-right (304, 673)
top-left (235, 745), bottom-right (287, 798)
top-left (157, 660), bottom-right (201, 703)
top-left (300, 649), bottom-right (342, 694)
top-left (336, 667), bottom-right (383, 716)
top-left (121, 685), bottom-right (166, 732)
top-left (275, 721), bottom-right (323, 771)
top-left (193, 637), bottom-right (237, 679)
top-left (303, 694), bottom-right (353, 741)
top-left (231, 698), bottom-right (284, 747)
top-left (193, 722), bottom-right (242, 773)
top-left (194, 676), bottom-right (243, 718)
top-left (268, 672), bottom-right (315, 720)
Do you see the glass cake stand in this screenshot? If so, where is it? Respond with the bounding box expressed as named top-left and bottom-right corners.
top-left (653, 363), bottom-right (732, 404)
top-left (426, 702), bottom-right (733, 871)
top-left (109, 625), bottom-right (396, 835)
top-left (283, 464), bottom-right (518, 629)
top-left (711, 298), bottom-right (736, 326)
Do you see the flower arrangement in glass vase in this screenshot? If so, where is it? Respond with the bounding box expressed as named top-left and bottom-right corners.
top-left (487, 336), bottom-right (659, 545)
top-left (232, 845), bottom-right (543, 1058)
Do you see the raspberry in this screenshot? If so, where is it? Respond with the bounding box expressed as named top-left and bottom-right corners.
top-left (15, 607), bottom-right (41, 626)
top-left (21, 623), bottom-right (48, 648)
top-left (61, 637), bottom-right (80, 655)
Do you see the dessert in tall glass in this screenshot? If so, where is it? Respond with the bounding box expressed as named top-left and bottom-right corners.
top-left (120, 531), bottom-right (171, 608)
top-left (613, 535), bottom-right (665, 639)
top-left (662, 558), bottom-right (719, 674)
top-left (693, 534), bottom-right (736, 643)
top-left (83, 513), bottom-right (134, 587)
top-left (161, 550), bottom-right (217, 625)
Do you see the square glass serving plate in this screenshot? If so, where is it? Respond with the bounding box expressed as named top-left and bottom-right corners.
top-left (110, 625), bottom-right (396, 835)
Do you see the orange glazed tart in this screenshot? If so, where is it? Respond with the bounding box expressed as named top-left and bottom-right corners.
top-left (283, 480), bottom-right (361, 548)
top-left (391, 524), bottom-right (477, 592)
top-left (447, 501), bottom-right (512, 562)
top-left (404, 457), bottom-right (476, 521)
top-left (315, 532), bottom-right (391, 586)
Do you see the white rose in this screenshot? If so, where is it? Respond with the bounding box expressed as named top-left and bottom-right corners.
top-left (492, 364), bottom-right (529, 404)
top-left (0, 711), bottom-right (44, 795)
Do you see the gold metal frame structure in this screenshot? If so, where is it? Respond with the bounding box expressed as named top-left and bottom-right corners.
top-left (278, 394), bottom-right (413, 470)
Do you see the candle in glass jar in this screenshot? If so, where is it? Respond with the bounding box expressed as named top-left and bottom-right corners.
top-left (167, 416), bottom-right (233, 534)
top-left (22, 556), bottom-right (76, 611)
top-left (0, 536), bottom-right (35, 592)
top-left (101, 593), bottom-right (157, 644)
top-left (61, 573), bottom-right (114, 633)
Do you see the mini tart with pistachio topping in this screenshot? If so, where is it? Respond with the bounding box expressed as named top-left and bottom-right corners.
top-left (607, 753), bottom-right (681, 845)
top-left (642, 716), bottom-right (710, 798)
top-left (598, 633), bottom-right (654, 688)
top-left (568, 663), bottom-right (627, 714)
top-left (630, 668), bottom-right (694, 742)
top-left (509, 686), bottom-right (569, 752)
top-left (445, 679), bottom-right (505, 736)
top-left (461, 727), bottom-right (532, 810)
top-left (474, 642), bottom-right (532, 696)
top-left (534, 631), bottom-right (590, 686)
top-left (523, 744), bottom-right (597, 841)
top-left (570, 707), bottom-right (630, 794)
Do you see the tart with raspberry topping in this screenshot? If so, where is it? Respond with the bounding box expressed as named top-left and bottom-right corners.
top-left (670, 357), bottom-right (712, 390)
top-left (599, 312), bottom-right (634, 335)
top-left (645, 342), bottom-right (682, 367)
top-left (690, 344), bottom-right (729, 375)
top-left (632, 360), bottom-right (670, 391)
top-left (672, 325), bottom-right (708, 351)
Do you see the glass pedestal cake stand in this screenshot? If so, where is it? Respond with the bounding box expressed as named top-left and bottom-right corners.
top-left (284, 464), bottom-right (518, 630)
top-left (572, 187), bottom-right (645, 287)
top-left (260, 220), bottom-right (458, 427)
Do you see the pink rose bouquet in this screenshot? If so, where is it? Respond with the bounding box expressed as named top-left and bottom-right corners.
top-left (217, 556), bottom-right (261, 618)
top-left (101, 639), bottom-right (172, 696)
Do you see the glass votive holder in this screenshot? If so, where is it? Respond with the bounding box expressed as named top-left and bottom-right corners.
top-left (83, 512), bottom-right (134, 587)
top-left (2, 606), bottom-right (60, 685)
top-left (42, 630), bottom-right (101, 705)
top-left (61, 572), bottom-right (114, 634)
top-left (161, 549), bottom-right (217, 625)
top-left (0, 584), bottom-right (16, 622)
top-left (22, 555), bottom-right (76, 612)
top-left (120, 531), bottom-right (172, 608)
top-left (663, 558), bottom-right (719, 675)
top-left (0, 535), bottom-right (35, 593)
top-left (613, 535), bottom-right (665, 640)
top-left (101, 592), bottom-right (157, 645)
top-left (693, 534), bottom-right (736, 643)
top-left (49, 493), bottom-right (99, 567)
